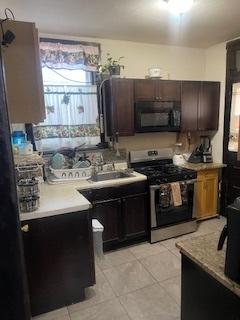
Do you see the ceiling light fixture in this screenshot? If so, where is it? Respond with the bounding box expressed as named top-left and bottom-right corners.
top-left (164, 0), bottom-right (193, 15)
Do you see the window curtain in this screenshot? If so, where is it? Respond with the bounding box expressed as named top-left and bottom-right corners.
top-left (34, 85), bottom-right (100, 151)
top-left (40, 40), bottom-right (100, 72)
top-left (33, 39), bottom-right (101, 152)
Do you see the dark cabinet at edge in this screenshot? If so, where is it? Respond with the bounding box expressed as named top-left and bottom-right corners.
top-left (81, 181), bottom-right (149, 251)
top-left (103, 78), bottom-right (134, 136)
top-left (21, 210), bottom-right (95, 317)
top-left (181, 81), bottom-right (220, 131)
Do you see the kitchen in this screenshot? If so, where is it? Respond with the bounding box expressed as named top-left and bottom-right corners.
top-left (1, 1), bottom-right (240, 320)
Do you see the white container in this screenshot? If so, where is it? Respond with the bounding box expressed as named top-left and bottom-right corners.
top-left (92, 219), bottom-right (104, 259)
top-left (49, 166), bottom-right (92, 180)
top-left (148, 67), bottom-right (162, 78)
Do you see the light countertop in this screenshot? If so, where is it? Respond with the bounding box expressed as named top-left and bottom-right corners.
top-left (176, 232), bottom-right (240, 297)
top-left (179, 162), bottom-right (226, 171)
top-left (19, 171), bottom-right (147, 222)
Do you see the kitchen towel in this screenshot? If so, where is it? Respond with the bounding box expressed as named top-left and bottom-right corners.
top-left (171, 182), bottom-right (182, 207)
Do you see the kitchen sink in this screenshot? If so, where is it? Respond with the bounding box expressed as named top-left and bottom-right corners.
top-left (88, 170), bottom-right (134, 182)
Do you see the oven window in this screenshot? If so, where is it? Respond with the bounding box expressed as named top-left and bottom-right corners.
top-left (155, 182), bottom-right (194, 227)
top-left (141, 113), bottom-right (169, 127)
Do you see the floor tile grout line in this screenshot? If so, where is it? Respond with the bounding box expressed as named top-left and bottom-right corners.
top-left (157, 280), bottom-right (181, 307)
top-left (117, 282), bottom-right (163, 320)
top-left (68, 296), bottom-right (117, 317)
top-left (136, 247), bottom-right (181, 283)
top-left (102, 259), bottom-right (157, 298)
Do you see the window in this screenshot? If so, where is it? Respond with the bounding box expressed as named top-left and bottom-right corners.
top-left (33, 39), bottom-right (101, 152)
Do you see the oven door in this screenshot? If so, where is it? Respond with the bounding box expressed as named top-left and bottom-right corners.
top-left (135, 101), bottom-right (181, 132)
top-left (150, 179), bottom-right (196, 228)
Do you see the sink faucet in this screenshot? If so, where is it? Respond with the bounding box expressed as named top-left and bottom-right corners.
top-left (96, 154), bottom-right (105, 172)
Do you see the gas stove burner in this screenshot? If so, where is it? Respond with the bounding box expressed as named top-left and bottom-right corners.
top-left (133, 163), bottom-right (197, 185)
top-left (130, 148), bottom-right (197, 185)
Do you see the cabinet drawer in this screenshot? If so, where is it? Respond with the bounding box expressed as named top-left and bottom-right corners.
top-left (80, 181), bottom-right (148, 203)
top-left (197, 169), bottom-right (219, 180)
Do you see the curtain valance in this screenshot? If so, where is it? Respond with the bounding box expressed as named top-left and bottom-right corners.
top-left (40, 40), bottom-right (100, 71)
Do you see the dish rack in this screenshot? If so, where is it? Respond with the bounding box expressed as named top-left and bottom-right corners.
top-left (49, 166), bottom-right (92, 180)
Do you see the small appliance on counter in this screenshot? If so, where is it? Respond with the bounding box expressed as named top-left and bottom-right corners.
top-left (188, 135), bottom-right (213, 164)
top-left (188, 146), bottom-right (203, 164)
top-left (218, 197), bottom-right (240, 284)
top-left (173, 143), bottom-right (185, 165)
top-left (201, 135), bottom-right (213, 163)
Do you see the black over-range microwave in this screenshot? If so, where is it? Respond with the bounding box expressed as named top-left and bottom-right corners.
top-left (135, 101), bottom-right (181, 133)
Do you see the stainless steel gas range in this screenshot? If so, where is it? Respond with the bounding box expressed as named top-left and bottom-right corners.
top-left (130, 148), bottom-right (197, 243)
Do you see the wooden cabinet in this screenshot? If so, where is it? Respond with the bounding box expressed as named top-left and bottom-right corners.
top-left (134, 79), bottom-right (181, 101)
top-left (181, 81), bottom-right (220, 131)
top-left (134, 79), bottom-right (156, 100)
top-left (93, 199), bottom-right (121, 243)
top-left (21, 210), bottom-right (95, 316)
top-left (3, 20), bottom-right (45, 123)
top-left (103, 78), bottom-right (220, 135)
top-left (81, 181), bottom-right (149, 251)
top-left (226, 39), bottom-right (240, 79)
top-left (122, 194), bottom-right (148, 240)
top-left (198, 82), bottom-right (220, 131)
top-left (195, 169), bottom-right (219, 220)
top-left (104, 78), bottom-right (134, 136)
top-left (181, 81), bottom-right (200, 131)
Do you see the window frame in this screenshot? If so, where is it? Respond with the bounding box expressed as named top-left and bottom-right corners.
top-left (26, 37), bottom-right (107, 153)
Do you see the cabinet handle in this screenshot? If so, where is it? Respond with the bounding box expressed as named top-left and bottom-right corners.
top-left (21, 224), bottom-right (29, 233)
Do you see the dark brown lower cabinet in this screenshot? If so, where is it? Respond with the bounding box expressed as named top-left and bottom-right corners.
top-left (93, 199), bottom-right (122, 243)
top-left (84, 182), bottom-right (149, 251)
top-left (21, 210), bottom-right (95, 317)
top-left (122, 194), bottom-right (148, 240)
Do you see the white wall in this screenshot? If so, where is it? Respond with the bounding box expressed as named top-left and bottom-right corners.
top-left (42, 33), bottom-right (206, 151)
top-left (204, 42), bottom-right (226, 162)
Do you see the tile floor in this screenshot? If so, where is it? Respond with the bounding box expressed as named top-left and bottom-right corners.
top-left (33, 216), bottom-right (226, 320)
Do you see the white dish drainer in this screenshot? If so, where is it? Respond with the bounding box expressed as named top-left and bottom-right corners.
top-left (49, 166), bottom-right (92, 180)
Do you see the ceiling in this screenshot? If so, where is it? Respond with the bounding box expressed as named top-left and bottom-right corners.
top-left (2, 0), bottom-right (240, 48)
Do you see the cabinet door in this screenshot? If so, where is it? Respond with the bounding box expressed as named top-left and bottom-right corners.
top-left (21, 211), bottom-right (95, 316)
top-left (134, 80), bottom-right (156, 100)
top-left (3, 20), bottom-right (45, 123)
top-left (122, 193), bottom-right (148, 239)
top-left (159, 80), bottom-right (181, 101)
top-left (93, 199), bottom-right (121, 245)
top-left (112, 79), bottom-right (134, 136)
top-left (226, 42), bottom-right (240, 78)
top-left (196, 170), bottom-right (218, 220)
top-left (198, 82), bottom-right (220, 131)
top-left (181, 81), bottom-right (200, 131)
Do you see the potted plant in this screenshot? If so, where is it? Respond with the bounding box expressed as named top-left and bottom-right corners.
top-left (97, 53), bottom-right (124, 77)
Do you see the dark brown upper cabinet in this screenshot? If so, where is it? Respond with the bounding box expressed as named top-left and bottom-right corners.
top-left (181, 81), bottom-right (220, 132)
top-left (198, 81), bottom-right (220, 131)
top-left (134, 79), bottom-right (181, 101)
top-left (134, 80), bottom-right (156, 100)
top-left (181, 81), bottom-right (200, 131)
top-left (103, 78), bottom-right (134, 136)
top-left (226, 39), bottom-right (240, 79)
top-left (3, 20), bottom-right (45, 123)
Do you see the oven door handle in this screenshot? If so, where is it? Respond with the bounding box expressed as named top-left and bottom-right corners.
top-left (150, 179), bottom-right (197, 190)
